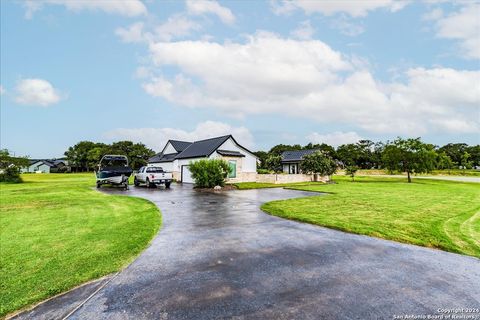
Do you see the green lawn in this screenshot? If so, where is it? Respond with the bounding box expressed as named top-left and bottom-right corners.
top-left (261, 176), bottom-right (480, 258)
top-left (0, 173), bottom-right (161, 316)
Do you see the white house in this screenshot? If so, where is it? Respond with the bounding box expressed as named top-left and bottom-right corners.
top-left (148, 135), bottom-right (257, 183)
top-left (22, 159), bottom-right (70, 173)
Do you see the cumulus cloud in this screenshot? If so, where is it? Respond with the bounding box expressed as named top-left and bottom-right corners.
top-left (434, 3), bottom-right (480, 59)
top-left (271, 0), bottom-right (408, 17)
top-left (290, 20), bottom-right (315, 40)
top-left (23, 0), bottom-right (147, 19)
top-left (104, 121), bottom-right (254, 152)
top-left (116, 15), bottom-right (201, 43)
top-left (186, 0), bottom-right (235, 25)
top-left (306, 131), bottom-right (363, 147)
top-left (138, 32), bottom-right (479, 136)
top-left (14, 78), bottom-right (63, 106)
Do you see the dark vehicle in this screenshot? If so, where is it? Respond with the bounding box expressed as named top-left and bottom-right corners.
top-left (95, 155), bottom-right (132, 189)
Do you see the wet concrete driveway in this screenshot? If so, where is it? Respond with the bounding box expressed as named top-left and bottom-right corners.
top-left (17, 183), bottom-right (480, 319)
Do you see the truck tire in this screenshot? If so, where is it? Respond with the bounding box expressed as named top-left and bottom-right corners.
top-left (146, 178), bottom-right (152, 188)
top-left (96, 182), bottom-right (101, 188)
top-left (165, 181), bottom-right (171, 189)
top-left (134, 177), bottom-right (140, 187)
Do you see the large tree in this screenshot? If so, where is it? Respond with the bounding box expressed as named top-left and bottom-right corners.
top-left (300, 151), bottom-right (336, 180)
top-left (268, 144), bottom-right (303, 156)
top-left (0, 149), bottom-right (29, 183)
top-left (64, 141), bottom-right (97, 171)
top-left (438, 143), bottom-right (468, 166)
top-left (382, 138), bottom-right (437, 183)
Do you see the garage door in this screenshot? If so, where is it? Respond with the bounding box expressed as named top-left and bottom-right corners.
top-left (181, 165), bottom-right (194, 183)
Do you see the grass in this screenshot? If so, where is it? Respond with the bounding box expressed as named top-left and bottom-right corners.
top-left (0, 173), bottom-right (161, 316)
top-left (352, 169), bottom-right (480, 177)
top-left (261, 176), bottom-right (480, 258)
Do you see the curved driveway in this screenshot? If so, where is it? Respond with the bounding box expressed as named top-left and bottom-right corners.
top-left (16, 183), bottom-right (480, 319)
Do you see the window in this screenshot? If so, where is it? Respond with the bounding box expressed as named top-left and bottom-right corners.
top-left (228, 160), bottom-right (236, 178)
top-left (147, 167), bottom-right (164, 173)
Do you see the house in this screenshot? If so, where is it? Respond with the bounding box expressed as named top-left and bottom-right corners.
top-left (22, 159), bottom-right (70, 173)
top-left (148, 135), bottom-right (257, 183)
top-left (281, 149), bottom-right (319, 174)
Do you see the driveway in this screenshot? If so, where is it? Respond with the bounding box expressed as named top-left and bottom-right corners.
top-left (15, 184), bottom-right (480, 319)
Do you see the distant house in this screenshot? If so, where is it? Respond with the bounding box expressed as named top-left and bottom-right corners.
top-left (22, 159), bottom-right (70, 173)
top-left (148, 135), bottom-right (257, 183)
top-left (281, 149), bottom-right (319, 174)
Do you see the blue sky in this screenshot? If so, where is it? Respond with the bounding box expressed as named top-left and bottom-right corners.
top-left (1, 0), bottom-right (479, 158)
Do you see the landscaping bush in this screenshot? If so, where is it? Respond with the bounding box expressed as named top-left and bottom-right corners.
top-left (0, 166), bottom-right (23, 183)
top-left (257, 168), bottom-right (272, 174)
top-left (189, 159), bottom-right (230, 188)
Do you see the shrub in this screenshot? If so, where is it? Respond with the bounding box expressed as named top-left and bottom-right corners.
top-left (189, 159), bottom-right (230, 188)
top-left (257, 168), bottom-right (272, 174)
top-left (345, 165), bottom-right (359, 181)
top-left (0, 166), bottom-right (23, 183)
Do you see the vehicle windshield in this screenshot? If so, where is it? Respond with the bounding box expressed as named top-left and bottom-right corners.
top-left (100, 158), bottom-right (128, 167)
top-left (146, 167), bottom-right (164, 173)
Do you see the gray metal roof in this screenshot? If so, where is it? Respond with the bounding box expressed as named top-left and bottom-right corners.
top-left (281, 149), bottom-right (318, 163)
top-left (169, 140), bottom-right (192, 152)
top-left (175, 135), bottom-right (232, 159)
top-left (217, 149), bottom-right (245, 157)
top-left (149, 152), bottom-right (178, 163)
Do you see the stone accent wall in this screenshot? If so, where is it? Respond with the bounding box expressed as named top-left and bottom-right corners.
top-left (172, 171), bottom-right (181, 181)
top-left (256, 174), bottom-right (329, 184)
top-left (221, 156), bottom-right (257, 183)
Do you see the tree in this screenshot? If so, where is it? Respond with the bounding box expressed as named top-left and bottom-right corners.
top-left (466, 145), bottom-right (480, 168)
top-left (254, 151), bottom-right (269, 170)
top-left (460, 152), bottom-right (473, 170)
top-left (336, 144), bottom-right (361, 168)
top-left (382, 138), bottom-right (437, 183)
top-left (345, 165), bottom-right (359, 182)
top-left (0, 149), bottom-right (29, 183)
top-left (188, 159), bottom-right (230, 188)
top-left (438, 143), bottom-right (468, 166)
top-left (64, 141), bottom-right (97, 171)
top-left (269, 144), bottom-right (302, 156)
top-left (109, 141), bottom-right (155, 169)
top-left (436, 152), bottom-right (453, 173)
top-left (264, 155), bottom-right (282, 173)
top-left (300, 151), bottom-right (336, 180)
top-left (305, 143), bottom-right (336, 159)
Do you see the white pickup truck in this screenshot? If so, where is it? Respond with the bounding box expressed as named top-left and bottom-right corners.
top-left (134, 166), bottom-right (172, 188)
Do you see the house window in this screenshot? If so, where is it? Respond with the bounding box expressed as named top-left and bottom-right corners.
top-left (228, 160), bottom-right (236, 178)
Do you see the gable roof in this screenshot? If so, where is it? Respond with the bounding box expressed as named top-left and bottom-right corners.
top-left (169, 140), bottom-right (192, 152)
top-left (281, 149), bottom-right (318, 162)
top-left (175, 135), bottom-right (231, 159)
top-left (149, 152), bottom-right (178, 163)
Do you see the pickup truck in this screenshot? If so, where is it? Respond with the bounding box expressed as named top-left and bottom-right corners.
top-left (134, 166), bottom-right (172, 188)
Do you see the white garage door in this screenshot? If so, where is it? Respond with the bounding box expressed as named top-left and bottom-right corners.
top-left (181, 165), bottom-right (194, 183)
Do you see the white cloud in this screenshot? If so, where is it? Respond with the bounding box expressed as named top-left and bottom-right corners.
top-left (24, 0), bottom-right (147, 19)
top-left (422, 8), bottom-right (443, 21)
top-left (138, 32), bottom-right (479, 136)
top-left (271, 0), bottom-right (408, 17)
top-left (0, 85), bottom-right (5, 95)
top-left (306, 131), bottom-right (363, 147)
top-left (330, 16), bottom-right (365, 36)
top-left (434, 3), bottom-right (480, 59)
top-left (115, 22), bottom-right (145, 43)
top-left (104, 121), bottom-right (254, 151)
top-left (14, 78), bottom-right (63, 106)
top-left (186, 0), bottom-right (235, 25)
top-left (115, 15), bottom-right (201, 43)
top-left (291, 20), bottom-right (315, 40)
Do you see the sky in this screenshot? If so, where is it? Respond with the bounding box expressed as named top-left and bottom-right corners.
top-left (1, 0), bottom-right (479, 158)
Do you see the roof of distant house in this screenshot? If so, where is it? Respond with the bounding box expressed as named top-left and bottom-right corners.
top-left (281, 149), bottom-right (319, 162)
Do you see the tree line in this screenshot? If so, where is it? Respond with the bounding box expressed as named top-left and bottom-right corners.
top-left (254, 138), bottom-right (480, 183)
top-left (64, 141), bottom-right (155, 171)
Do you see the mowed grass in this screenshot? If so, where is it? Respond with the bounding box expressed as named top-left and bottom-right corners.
top-left (261, 176), bottom-right (480, 257)
top-left (0, 173), bottom-right (161, 316)
top-left (233, 182), bottom-right (325, 190)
